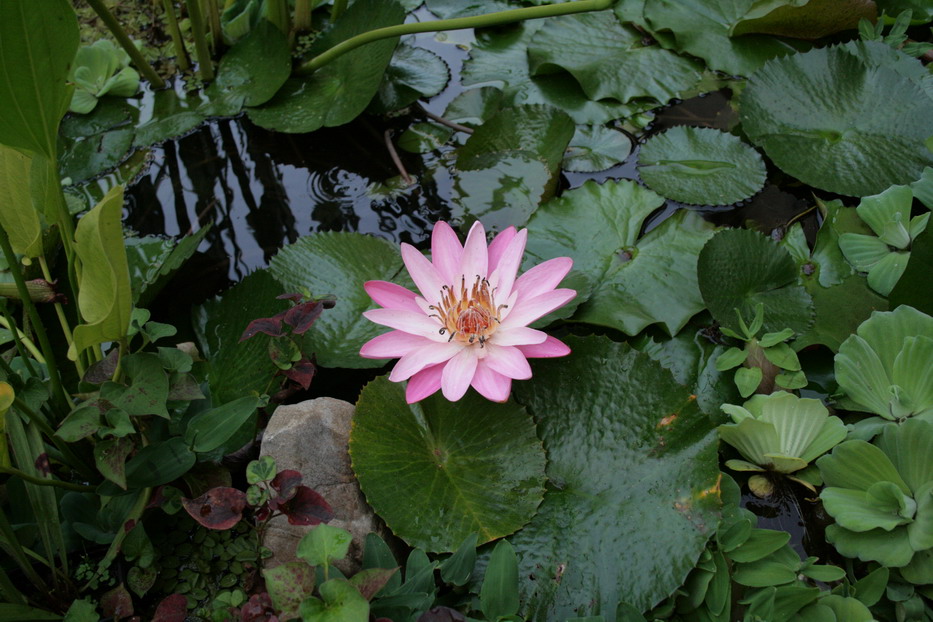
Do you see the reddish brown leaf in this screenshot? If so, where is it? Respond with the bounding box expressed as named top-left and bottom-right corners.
top-left (282, 359), bottom-right (316, 390)
top-left (268, 469), bottom-right (303, 511)
top-left (349, 567), bottom-right (399, 601)
top-left (239, 313), bottom-right (287, 342)
top-left (34, 453), bottom-right (50, 476)
top-left (276, 293), bottom-right (304, 303)
top-left (239, 592), bottom-right (277, 622)
top-left (263, 562), bottom-right (315, 620)
top-left (282, 485), bottom-right (333, 526)
top-left (101, 583), bottom-right (134, 620)
top-left (152, 594), bottom-right (187, 622)
top-left (182, 487), bottom-right (247, 530)
top-left (283, 301), bottom-right (324, 335)
top-left (417, 607), bottom-right (467, 622)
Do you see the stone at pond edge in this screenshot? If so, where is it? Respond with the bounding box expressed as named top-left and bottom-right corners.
top-left (260, 397), bottom-right (385, 575)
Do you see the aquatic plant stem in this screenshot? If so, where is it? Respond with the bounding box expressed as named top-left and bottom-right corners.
top-left (0, 466), bottom-right (94, 492)
top-left (384, 130), bottom-right (413, 186)
top-left (294, 0), bottom-right (313, 32)
top-left (161, 0), bottom-right (191, 72)
top-left (419, 105), bottom-right (474, 134)
top-left (298, 0), bottom-right (613, 74)
top-left (0, 316), bottom-right (44, 363)
top-left (185, 0), bottom-right (215, 81)
top-left (84, 487), bottom-right (151, 591)
top-left (205, 0), bottom-right (222, 54)
top-left (266, 0), bottom-right (291, 36)
top-left (37, 256), bottom-right (83, 377)
top-left (84, 0), bottom-right (166, 89)
top-left (331, 0), bottom-right (348, 21)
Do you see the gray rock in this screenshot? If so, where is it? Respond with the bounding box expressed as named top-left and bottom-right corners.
top-left (259, 397), bottom-right (382, 575)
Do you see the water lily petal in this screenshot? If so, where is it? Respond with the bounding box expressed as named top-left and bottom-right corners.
top-left (360, 330), bottom-right (431, 359)
top-left (492, 326), bottom-right (548, 347)
top-left (499, 288), bottom-right (576, 329)
top-left (487, 226), bottom-right (517, 273)
top-left (389, 341), bottom-right (463, 382)
top-left (483, 344), bottom-right (532, 380)
top-left (489, 228), bottom-right (527, 299)
top-left (401, 243), bottom-right (447, 304)
top-left (441, 347), bottom-right (479, 401)
top-left (364, 280), bottom-right (423, 314)
top-left (431, 221), bottom-right (463, 285)
top-left (470, 360), bottom-right (512, 403)
top-left (459, 220), bottom-right (488, 281)
top-left (513, 257), bottom-right (573, 299)
top-left (406, 363), bottom-right (445, 403)
top-left (517, 335), bottom-right (571, 358)
top-left (363, 308), bottom-right (444, 341)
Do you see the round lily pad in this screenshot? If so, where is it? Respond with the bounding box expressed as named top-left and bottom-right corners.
top-left (350, 376), bottom-right (546, 552)
top-left (637, 126), bottom-right (766, 206)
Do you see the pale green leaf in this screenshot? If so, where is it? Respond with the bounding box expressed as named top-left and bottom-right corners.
top-left (0, 145), bottom-right (43, 257)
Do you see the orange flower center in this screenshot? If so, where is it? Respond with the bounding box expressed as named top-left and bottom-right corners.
top-left (431, 276), bottom-right (506, 346)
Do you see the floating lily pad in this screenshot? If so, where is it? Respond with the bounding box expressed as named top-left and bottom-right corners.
top-left (398, 122), bottom-right (453, 153)
top-left (269, 232), bottom-right (405, 369)
top-left (372, 41), bottom-right (450, 113)
top-left (133, 89), bottom-right (206, 148)
top-left (698, 228), bottom-right (814, 336)
top-left (740, 42), bottom-right (933, 196)
top-left (443, 87), bottom-right (504, 126)
top-left (794, 274), bottom-right (888, 352)
top-left (524, 180), bottom-right (717, 335)
top-left (527, 11), bottom-right (701, 105)
top-left (512, 335), bottom-right (720, 617)
top-left (350, 375), bottom-right (546, 552)
top-left (637, 126), bottom-right (766, 206)
top-left (730, 0), bottom-right (875, 39)
top-left (562, 125), bottom-right (633, 173)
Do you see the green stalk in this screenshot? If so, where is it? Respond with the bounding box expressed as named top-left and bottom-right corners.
top-left (161, 0), bottom-right (191, 71)
top-left (205, 0), bottom-right (222, 54)
top-left (12, 398), bottom-right (96, 481)
top-left (0, 507), bottom-right (48, 594)
top-left (331, 0), bottom-right (347, 21)
top-left (185, 0), bottom-right (215, 81)
top-left (83, 0), bottom-right (167, 89)
top-left (294, 0), bottom-right (313, 32)
top-left (298, 0), bottom-right (612, 74)
top-left (83, 488), bottom-right (151, 590)
top-left (0, 466), bottom-right (94, 492)
top-left (0, 230), bottom-right (70, 415)
top-left (0, 314), bottom-right (45, 364)
top-left (265, 0), bottom-right (291, 36)
top-left (37, 257), bottom-right (83, 377)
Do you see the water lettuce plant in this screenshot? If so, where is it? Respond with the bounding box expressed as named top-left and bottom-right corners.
top-left (834, 305), bottom-right (933, 423)
top-left (817, 418), bottom-right (933, 573)
top-left (68, 39), bottom-right (140, 114)
top-left (360, 221), bottom-right (575, 403)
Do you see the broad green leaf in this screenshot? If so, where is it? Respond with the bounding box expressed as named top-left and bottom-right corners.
top-left (818, 594), bottom-right (874, 622)
top-left (866, 250), bottom-right (910, 296)
top-left (740, 42), bottom-right (933, 196)
top-left (398, 122), bottom-right (453, 154)
top-left (794, 274), bottom-right (888, 352)
top-left (527, 12), bottom-right (701, 105)
top-left (248, 0), bottom-right (405, 133)
top-left (119, 437), bottom-right (196, 490)
top-left (372, 42), bottom-right (449, 113)
top-left (449, 153), bottom-right (551, 231)
top-left (856, 185), bottom-right (914, 249)
top-left (100, 352), bottom-right (170, 418)
top-left (269, 232), bottom-right (404, 369)
top-left (838, 234), bottom-right (893, 271)
top-left (350, 376), bottom-right (546, 552)
top-left (0, 145), bottom-right (43, 257)
top-left (361, 534), bottom-right (402, 594)
top-left (810, 199), bottom-right (869, 288)
top-left (133, 88), bottom-right (207, 148)
top-left (205, 19), bottom-right (291, 112)
top-left (698, 228), bottom-right (814, 336)
top-left (94, 437), bottom-right (134, 490)
top-left (69, 185), bottom-right (132, 360)
top-left (185, 396), bottom-right (260, 453)
top-left (818, 440), bottom-right (909, 494)
top-left (297, 524), bottom-right (353, 567)
top-left (425, 0), bottom-right (510, 19)
top-left (300, 578), bottom-right (369, 622)
top-left (728, 529), bottom-right (790, 563)
top-left (444, 87), bottom-right (504, 126)
top-left (462, 21), bottom-right (645, 125)
top-left (562, 125), bottom-right (633, 174)
top-left (0, 0), bottom-right (78, 157)
top-left (524, 180), bottom-right (716, 335)
top-left (731, 0), bottom-right (875, 39)
top-left (58, 126), bottom-right (135, 184)
top-left (875, 418), bottom-right (933, 496)
top-left (68, 40), bottom-right (139, 114)
top-left (821, 486), bottom-right (914, 532)
top-left (125, 225), bottom-right (210, 306)
top-left (439, 533), bottom-right (478, 586)
top-left (480, 540), bottom-right (520, 620)
top-left (735, 366), bottom-right (762, 398)
top-left (55, 406), bottom-right (101, 442)
top-left (637, 126), bottom-right (766, 206)
top-left (512, 336), bottom-right (720, 617)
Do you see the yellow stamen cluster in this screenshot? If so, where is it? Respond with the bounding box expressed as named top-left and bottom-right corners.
top-left (431, 276), bottom-right (506, 346)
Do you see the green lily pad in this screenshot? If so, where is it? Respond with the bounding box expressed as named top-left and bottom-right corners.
top-left (372, 41), bottom-right (450, 113)
top-left (398, 122), bottom-right (453, 153)
top-left (443, 87), bottom-right (504, 126)
top-left (59, 126), bottom-right (135, 185)
top-left (524, 180), bottom-right (716, 335)
top-left (890, 227), bottom-right (933, 316)
top-left (248, 0), bottom-right (405, 133)
top-left (697, 228), bottom-right (814, 336)
top-left (512, 335), bottom-right (720, 616)
top-left (268, 232), bottom-right (404, 369)
top-left (730, 0), bottom-right (875, 39)
top-left (637, 126), bottom-right (766, 206)
top-left (794, 274), bottom-right (888, 352)
top-left (527, 11), bottom-right (701, 106)
top-left (740, 42), bottom-right (933, 196)
top-left (133, 88), bottom-right (206, 148)
top-left (562, 125), bottom-right (633, 173)
top-left (350, 375), bottom-right (546, 552)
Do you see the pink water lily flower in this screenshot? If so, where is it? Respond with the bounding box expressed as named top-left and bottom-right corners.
top-left (360, 221), bottom-right (576, 403)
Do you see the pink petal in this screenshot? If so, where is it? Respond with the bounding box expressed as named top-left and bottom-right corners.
top-left (517, 335), bottom-right (571, 358)
top-left (360, 330), bottom-right (431, 359)
top-left (499, 288), bottom-right (576, 329)
top-left (470, 361), bottom-right (512, 402)
top-left (459, 221), bottom-right (488, 281)
top-left (401, 243), bottom-right (447, 304)
top-left (441, 347), bottom-right (478, 401)
top-left (487, 226), bottom-right (517, 273)
top-left (492, 326), bottom-right (548, 347)
top-left (389, 342), bottom-right (463, 382)
top-left (430, 221), bottom-right (463, 285)
top-left (514, 257), bottom-right (573, 299)
top-left (489, 228), bottom-right (527, 300)
top-left (482, 344), bottom-right (532, 380)
top-left (363, 308), bottom-right (444, 341)
top-left (406, 363), bottom-right (444, 403)
top-left (364, 280), bottom-right (423, 314)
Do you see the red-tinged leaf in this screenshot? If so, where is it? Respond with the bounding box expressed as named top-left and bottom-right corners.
top-left (349, 567), bottom-right (398, 601)
top-left (152, 594), bottom-right (187, 622)
top-left (255, 505), bottom-right (271, 522)
top-left (283, 301), bottom-right (324, 334)
top-left (276, 292), bottom-right (304, 303)
top-left (95, 436), bottom-right (134, 489)
top-left (282, 359), bottom-right (316, 390)
top-left (239, 313), bottom-right (287, 342)
top-left (84, 347), bottom-right (120, 384)
top-left (182, 487), bottom-right (247, 530)
top-left (101, 583), bottom-right (134, 620)
top-left (263, 562), bottom-right (315, 620)
top-left (124, 519), bottom-right (136, 533)
top-left (282, 485), bottom-right (333, 526)
top-left (34, 453), bottom-right (50, 475)
top-left (239, 592), bottom-right (276, 622)
top-left (417, 607), bottom-right (467, 622)
top-left (268, 469), bottom-right (303, 511)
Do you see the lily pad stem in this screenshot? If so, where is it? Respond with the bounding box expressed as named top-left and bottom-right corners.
top-left (84, 0), bottom-right (166, 89)
top-left (160, 0), bottom-right (191, 71)
top-left (384, 130), bottom-right (413, 187)
top-left (297, 0), bottom-right (613, 74)
top-left (184, 0), bottom-right (215, 81)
